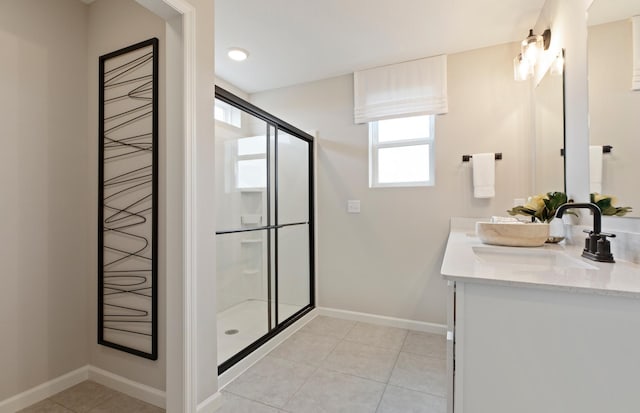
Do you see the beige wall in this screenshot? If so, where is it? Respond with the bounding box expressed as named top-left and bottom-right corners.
top-left (0, 0), bottom-right (218, 406)
top-left (0, 0), bottom-right (89, 401)
top-left (87, 0), bottom-right (166, 391)
top-left (251, 42), bottom-right (531, 325)
top-left (589, 19), bottom-right (640, 216)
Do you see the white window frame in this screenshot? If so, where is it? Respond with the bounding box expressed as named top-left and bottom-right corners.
top-left (235, 136), bottom-right (267, 190)
top-left (369, 115), bottom-right (436, 188)
top-left (215, 99), bottom-right (242, 128)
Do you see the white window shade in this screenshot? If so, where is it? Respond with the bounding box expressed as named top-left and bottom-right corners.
top-left (632, 16), bottom-right (640, 91)
top-left (354, 55), bottom-right (448, 124)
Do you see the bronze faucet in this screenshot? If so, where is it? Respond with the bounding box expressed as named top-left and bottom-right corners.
top-left (556, 203), bottom-right (615, 263)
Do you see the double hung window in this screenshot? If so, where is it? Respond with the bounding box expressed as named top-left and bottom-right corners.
top-left (369, 115), bottom-right (435, 187)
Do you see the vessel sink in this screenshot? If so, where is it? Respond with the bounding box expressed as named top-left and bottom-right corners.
top-left (476, 222), bottom-right (549, 247)
top-left (472, 245), bottom-right (598, 271)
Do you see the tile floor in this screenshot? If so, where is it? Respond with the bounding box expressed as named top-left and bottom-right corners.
top-left (219, 315), bottom-right (447, 413)
top-left (19, 315), bottom-right (446, 413)
top-left (18, 381), bottom-right (164, 413)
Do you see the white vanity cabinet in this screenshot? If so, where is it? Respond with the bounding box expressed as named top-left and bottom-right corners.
top-left (442, 219), bottom-right (640, 413)
top-left (448, 280), bottom-right (640, 413)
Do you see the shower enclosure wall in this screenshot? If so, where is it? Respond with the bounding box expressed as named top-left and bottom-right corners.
top-left (215, 86), bottom-right (314, 373)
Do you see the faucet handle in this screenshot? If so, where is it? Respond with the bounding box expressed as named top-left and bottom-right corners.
top-left (582, 229), bottom-right (616, 238)
top-left (596, 236), bottom-right (615, 262)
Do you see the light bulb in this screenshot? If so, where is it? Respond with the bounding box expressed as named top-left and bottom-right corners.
top-left (513, 53), bottom-right (532, 81)
top-left (521, 30), bottom-right (543, 64)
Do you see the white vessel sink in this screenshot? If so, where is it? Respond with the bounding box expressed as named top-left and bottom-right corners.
top-left (476, 222), bottom-right (549, 247)
top-left (472, 245), bottom-right (598, 271)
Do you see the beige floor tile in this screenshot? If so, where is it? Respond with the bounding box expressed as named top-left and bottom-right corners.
top-left (401, 331), bottom-right (446, 359)
top-left (21, 317), bottom-right (446, 413)
top-left (376, 385), bottom-right (447, 413)
top-left (50, 381), bottom-right (117, 413)
top-left (345, 322), bottom-right (408, 350)
top-left (298, 316), bottom-right (356, 339)
top-left (224, 355), bottom-right (316, 408)
top-left (389, 353), bottom-right (447, 397)
top-left (269, 330), bottom-right (340, 366)
top-left (17, 399), bottom-right (73, 413)
top-left (217, 392), bottom-right (282, 413)
top-left (88, 392), bottom-right (164, 413)
top-left (323, 340), bottom-right (399, 382)
top-left (283, 368), bottom-right (385, 413)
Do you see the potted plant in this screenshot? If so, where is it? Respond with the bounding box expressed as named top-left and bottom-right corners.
top-left (507, 192), bottom-right (575, 243)
top-left (590, 193), bottom-right (632, 216)
top-left (507, 191), bottom-right (573, 223)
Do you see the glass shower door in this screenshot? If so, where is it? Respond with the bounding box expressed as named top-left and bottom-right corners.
top-left (215, 87), bottom-right (314, 374)
top-left (215, 108), bottom-right (271, 366)
top-left (273, 130), bottom-right (311, 325)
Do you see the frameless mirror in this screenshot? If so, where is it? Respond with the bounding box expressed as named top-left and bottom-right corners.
top-left (533, 52), bottom-right (565, 194)
top-left (588, 0), bottom-right (640, 217)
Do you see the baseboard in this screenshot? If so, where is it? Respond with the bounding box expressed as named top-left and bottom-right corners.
top-left (88, 366), bottom-right (165, 408)
top-left (197, 391), bottom-right (223, 413)
top-left (0, 366), bottom-right (89, 413)
top-left (0, 365), bottom-right (166, 413)
top-left (317, 307), bottom-right (447, 335)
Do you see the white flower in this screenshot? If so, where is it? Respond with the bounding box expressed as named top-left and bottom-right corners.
top-left (594, 193), bottom-right (618, 206)
top-left (524, 194), bottom-right (547, 212)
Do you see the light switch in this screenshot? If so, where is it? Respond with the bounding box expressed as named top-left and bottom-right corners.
top-left (347, 200), bottom-right (361, 213)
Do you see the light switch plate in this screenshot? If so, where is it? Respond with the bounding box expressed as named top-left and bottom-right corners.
top-left (347, 200), bottom-right (361, 213)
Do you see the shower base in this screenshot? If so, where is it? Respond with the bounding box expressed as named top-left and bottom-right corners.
top-left (217, 299), bottom-right (302, 365)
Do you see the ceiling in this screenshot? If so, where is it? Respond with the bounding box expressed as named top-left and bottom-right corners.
top-left (215, 0), bottom-right (546, 94)
top-left (588, 0), bottom-right (640, 26)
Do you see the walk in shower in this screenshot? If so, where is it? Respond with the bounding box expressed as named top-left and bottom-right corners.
top-left (214, 86), bottom-right (314, 373)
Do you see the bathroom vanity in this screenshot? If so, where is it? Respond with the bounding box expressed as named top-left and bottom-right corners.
top-left (441, 218), bottom-right (640, 413)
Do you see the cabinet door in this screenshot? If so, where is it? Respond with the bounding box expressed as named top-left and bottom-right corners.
top-left (446, 280), bottom-right (455, 413)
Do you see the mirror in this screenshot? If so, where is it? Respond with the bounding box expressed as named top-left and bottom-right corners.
top-left (588, 0), bottom-right (640, 217)
top-left (533, 53), bottom-right (565, 195)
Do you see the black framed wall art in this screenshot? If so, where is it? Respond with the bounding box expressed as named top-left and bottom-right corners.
top-left (98, 38), bottom-right (158, 360)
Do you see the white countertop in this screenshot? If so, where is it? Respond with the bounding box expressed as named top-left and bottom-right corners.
top-left (441, 218), bottom-right (640, 298)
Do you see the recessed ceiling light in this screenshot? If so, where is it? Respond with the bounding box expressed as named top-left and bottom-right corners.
top-left (228, 48), bottom-right (249, 62)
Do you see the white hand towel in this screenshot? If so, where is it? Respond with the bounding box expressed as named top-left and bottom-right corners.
top-left (589, 145), bottom-right (603, 194)
top-left (472, 153), bottom-right (495, 198)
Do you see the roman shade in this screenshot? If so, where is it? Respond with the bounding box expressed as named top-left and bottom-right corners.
top-left (354, 55), bottom-right (448, 124)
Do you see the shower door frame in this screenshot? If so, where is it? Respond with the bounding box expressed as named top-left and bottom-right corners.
top-left (215, 86), bottom-right (315, 374)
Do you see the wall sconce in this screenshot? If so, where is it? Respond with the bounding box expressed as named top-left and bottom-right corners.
top-left (513, 28), bottom-right (552, 81)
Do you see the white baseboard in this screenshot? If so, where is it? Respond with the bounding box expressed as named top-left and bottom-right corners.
top-left (197, 391), bottom-right (223, 413)
top-left (88, 366), bottom-right (165, 408)
top-left (0, 365), bottom-right (166, 413)
top-left (0, 366), bottom-right (89, 413)
top-left (317, 307), bottom-right (447, 335)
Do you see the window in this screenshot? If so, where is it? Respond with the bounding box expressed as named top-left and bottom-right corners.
top-left (215, 98), bottom-right (242, 128)
top-left (236, 136), bottom-right (266, 189)
top-left (369, 115), bottom-right (435, 187)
